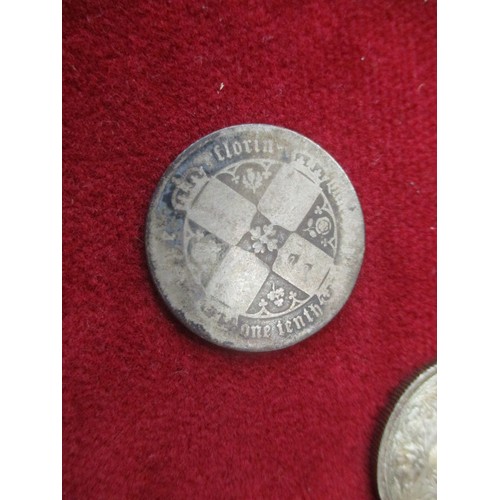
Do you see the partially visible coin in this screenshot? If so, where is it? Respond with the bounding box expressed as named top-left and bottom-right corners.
top-left (377, 364), bottom-right (437, 500)
top-left (146, 124), bottom-right (364, 351)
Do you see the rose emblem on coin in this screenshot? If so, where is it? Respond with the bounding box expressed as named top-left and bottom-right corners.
top-left (315, 217), bottom-right (330, 235)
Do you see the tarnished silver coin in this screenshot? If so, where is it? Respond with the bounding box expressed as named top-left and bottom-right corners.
top-left (377, 364), bottom-right (437, 500)
top-left (146, 124), bottom-right (364, 351)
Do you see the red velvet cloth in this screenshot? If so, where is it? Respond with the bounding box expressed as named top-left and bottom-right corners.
top-left (63, 1), bottom-right (436, 498)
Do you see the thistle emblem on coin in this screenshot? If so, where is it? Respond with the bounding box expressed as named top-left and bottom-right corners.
top-left (146, 125), bottom-right (364, 351)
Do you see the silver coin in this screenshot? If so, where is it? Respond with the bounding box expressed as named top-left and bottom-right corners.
top-left (146, 124), bottom-right (364, 351)
top-left (377, 365), bottom-right (437, 500)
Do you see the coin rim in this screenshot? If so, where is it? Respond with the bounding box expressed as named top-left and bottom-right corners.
top-left (376, 363), bottom-right (437, 500)
top-left (145, 123), bottom-right (365, 351)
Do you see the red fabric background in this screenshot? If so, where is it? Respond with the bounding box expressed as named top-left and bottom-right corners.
top-left (63, 1), bottom-right (436, 498)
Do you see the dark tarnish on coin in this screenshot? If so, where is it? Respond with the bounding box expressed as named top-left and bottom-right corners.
top-left (377, 364), bottom-right (437, 500)
top-left (146, 124), bottom-right (364, 351)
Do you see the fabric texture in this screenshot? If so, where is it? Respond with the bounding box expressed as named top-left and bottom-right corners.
top-left (63, 1), bottom-right (436, 498)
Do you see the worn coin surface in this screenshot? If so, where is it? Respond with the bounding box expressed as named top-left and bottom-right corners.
top-left (146, 124), bottom-right (364, 351)
top-left (377, 364), bottom-right (437, 500)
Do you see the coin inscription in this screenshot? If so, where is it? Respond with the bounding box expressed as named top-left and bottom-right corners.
top-left (377, 365), bottom-right (437, 500)
top-left (146, 125), bottom-right (364, 351)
